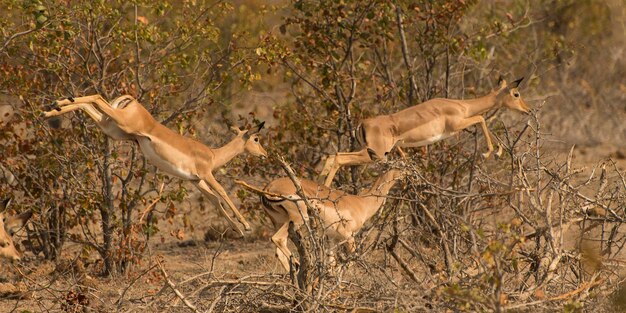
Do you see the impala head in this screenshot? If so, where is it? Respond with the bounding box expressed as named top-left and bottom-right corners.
top-left (231, 121), bottom-right (268, 159)
top-left (0, 198), bottom-right (32, 262)
top-left (497, 76), bottom-right (530, 114)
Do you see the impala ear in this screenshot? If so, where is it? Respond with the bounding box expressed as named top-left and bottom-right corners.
top-left (243, 121), bottom-right (265, 140)
top-left (248, 121), bottom-right (265, 136)
top-left (497, 76), bottom-right (507, 90)
top-left (230, 125), bottom-right (246, 136)
top-left (5, 210), bottom-right (32, 236)
top-left (511, 77), bottom-right (524, 88)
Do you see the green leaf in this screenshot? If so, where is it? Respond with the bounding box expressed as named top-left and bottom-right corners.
top-left (36, 14), bottom-right (48, 26)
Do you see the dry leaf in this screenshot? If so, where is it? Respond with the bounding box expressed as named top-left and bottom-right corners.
top-left (137, 16), bottom-right (148, 25)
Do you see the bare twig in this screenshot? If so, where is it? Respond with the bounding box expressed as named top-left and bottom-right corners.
top-left (156, 260), bottom-right (200, 313)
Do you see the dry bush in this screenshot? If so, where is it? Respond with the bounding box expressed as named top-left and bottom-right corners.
top-left (1, 0), bottom-right (625, 312)
top-left (103, 107), bottom-right (626, 312)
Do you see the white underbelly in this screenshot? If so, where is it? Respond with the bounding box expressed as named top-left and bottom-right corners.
top-left (398, 132), bottom-right (456, 148)
top-left (137, 137), bottom-right (198, 180)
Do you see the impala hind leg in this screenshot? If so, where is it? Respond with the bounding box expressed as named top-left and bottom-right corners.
top-left (319, 148), bottom-right (372, 187)
top-left (43, 102), bottom-right (104, 121)
top-left (43, 102), bottom-right (134, 140)
top-left (54, 95), bottom-right (109, 108)
top-left (272, 222), bottom-right (296, 272)
top-left (54, 95), bottom-right (139, 134)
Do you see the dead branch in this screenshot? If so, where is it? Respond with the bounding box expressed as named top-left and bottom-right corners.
top-left (156, 260), bottom-right (200, 313)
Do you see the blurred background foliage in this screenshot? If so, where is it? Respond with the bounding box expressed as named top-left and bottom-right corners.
top-left (0, 0), bottom-right (624, 279)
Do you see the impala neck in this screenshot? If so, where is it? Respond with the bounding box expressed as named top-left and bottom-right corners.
top-left (212, 136), bottom-right (246, 169)
top-left (358, 170), bottom-right (400, 219)
top-left (463, 89), bottom-right (502, 117)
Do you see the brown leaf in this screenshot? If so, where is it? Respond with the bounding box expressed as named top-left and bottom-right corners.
top-left (137, 16), bottom-right (148, 25)
top-left (499, 293), bottom-right (508, 305)
top-left (175, 229), bottom-right (185, 240)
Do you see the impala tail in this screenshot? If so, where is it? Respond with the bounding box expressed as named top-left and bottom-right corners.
top-left (235, 180), bottom-right (295, 206)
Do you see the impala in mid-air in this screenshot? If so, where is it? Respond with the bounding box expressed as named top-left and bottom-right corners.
top-left (319, 77), bottom-right (529, 186)
top-left (42, 94), bottom-right (267, 235)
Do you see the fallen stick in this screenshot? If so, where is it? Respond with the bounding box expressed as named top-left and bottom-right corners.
top-left (505, 278), bottom-right (606, 310)
top-left (549, 278), bottom-right (604, 301)
top-left (157, 260), bottom-right (200, 313)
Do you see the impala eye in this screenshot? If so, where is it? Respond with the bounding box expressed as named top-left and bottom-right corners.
top-left (254, 137), bottom-right (259, 142)
top-left (513, 92), bottom-right (520, 97)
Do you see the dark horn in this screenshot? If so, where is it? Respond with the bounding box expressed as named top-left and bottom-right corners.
top-left (1, 198), bottom-right (10, 211)
top-left (250, 121), bottom-right (265, 134)
top-left (243, 121), bottom-right (266, 139)
top-left (512, 77), bottom-right (524, 88)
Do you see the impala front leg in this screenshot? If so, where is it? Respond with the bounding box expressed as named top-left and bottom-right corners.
top-left (491, 130), bottom-right (503, 158)
top-left (318, 155), bottom-right (336, 181)
top-left (319, 148), bottom-right (372, 187)
top-left (193, 180), bottom-right (244, 237)
top-left (452, 116), bottom-right (496, 159)
top-left (203, 174), bottom-right (251, 232)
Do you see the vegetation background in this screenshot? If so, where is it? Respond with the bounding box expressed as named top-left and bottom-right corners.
top-left (0, 0), bottom-right (625, 312)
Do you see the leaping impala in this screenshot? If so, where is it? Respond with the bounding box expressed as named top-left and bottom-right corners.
top-left (237, 169), bottom-right (402, 271)
top-left (0, 198), bottom-right (32, 261)
top-left (42, 94), bottom-right (268, 236)
top-left (319, 77), bottom-right (530, 187)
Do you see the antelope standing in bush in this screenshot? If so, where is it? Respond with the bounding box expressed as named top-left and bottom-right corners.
top-left (0, 199), bottom-right (32, 261)
top-left (319, 77), bottom-right (529, 186)
top-left (42, 95), bottom-right (268, 235)
top-left (238, 169), bottom-right (402, 271)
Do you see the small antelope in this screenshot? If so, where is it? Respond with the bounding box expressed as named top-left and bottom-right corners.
top-left (0, 199), bottom-right (32, 261)
top-left (320, 77), bottom-right (530, 186)
top-left (239, 169), bottom-right (402, 271)
top-left (42, 95), bottom-right (267, 235)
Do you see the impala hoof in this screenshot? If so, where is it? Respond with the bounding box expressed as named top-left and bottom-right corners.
top-left (289, 258), bottom-right (300, 272)
top-left (47, 117), bottom-right (62, 129)
top-left (45, 101), bottom-right (62, 111)
top-left (495, 150), bottom-right (503, 160)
